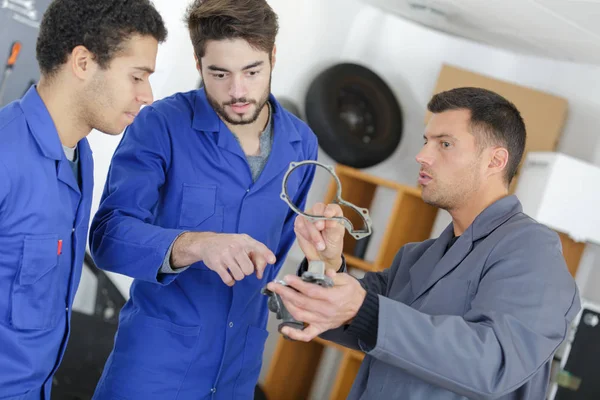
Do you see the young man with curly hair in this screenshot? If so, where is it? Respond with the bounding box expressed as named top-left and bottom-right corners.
top-left (89, 0), bottom-right (318, 399)
top-left (0, 0), bottom-right (167, 398)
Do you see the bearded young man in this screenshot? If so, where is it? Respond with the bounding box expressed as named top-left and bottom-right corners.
top-left (89, 0), bottom-right (318, 399)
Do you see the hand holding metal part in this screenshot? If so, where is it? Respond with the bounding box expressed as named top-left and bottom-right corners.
top-left (262, 160), bottom-right (373, 339)
top-left (280, 160), bottom-right (373, 240)
top-left (261, 260), bottom-right (333, 340)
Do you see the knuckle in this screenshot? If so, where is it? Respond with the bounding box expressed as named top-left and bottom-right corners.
top-left (286, 294), bottom-right (298, 307)
top-left (293, 297), bottom-right (306, 309)
top-left (305, 287), bottom-right (318, 298)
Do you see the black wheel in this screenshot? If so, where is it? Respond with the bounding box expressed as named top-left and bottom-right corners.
top-left (305, 63), bottom-right (403, 168)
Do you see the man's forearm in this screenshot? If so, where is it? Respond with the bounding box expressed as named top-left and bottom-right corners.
top-left (170, 231), bottom-right (217, 268)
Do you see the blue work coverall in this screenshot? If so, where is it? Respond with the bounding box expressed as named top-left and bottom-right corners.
top-left (89, 88), bottom-right (318, 399)
top-left (0, 87), bottom-right (94, 399)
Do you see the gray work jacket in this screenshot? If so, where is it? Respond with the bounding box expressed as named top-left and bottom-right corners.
top-left (322, 195), bottom-right (581, 399)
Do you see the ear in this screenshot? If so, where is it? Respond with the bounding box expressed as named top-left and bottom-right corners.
top-left (70, 45), bottom-right (97, 80)
top-left (271, 44), bottom-right (277, 69)
top-left (487, 147), bottom-right (509, 177)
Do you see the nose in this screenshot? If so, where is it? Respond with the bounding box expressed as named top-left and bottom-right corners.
top-left (228, 74), bottom-right (247, 99)
top-left (415, 145), bottom-right (434, 166)
top-left (137, 81), bottom-right (154, 106)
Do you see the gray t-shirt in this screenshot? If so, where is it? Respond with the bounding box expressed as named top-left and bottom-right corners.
top-left (239, 101), bottom-right (273, 182)
top-left (62, 144), bottom-right (79, 185)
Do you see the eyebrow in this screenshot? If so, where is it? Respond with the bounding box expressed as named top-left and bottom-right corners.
top-left (207, 61), bottom-right (265, 73)
top-left (423, 133), bottom-right (456, 140)
top-left (134, 66), bottom-right (155, 74)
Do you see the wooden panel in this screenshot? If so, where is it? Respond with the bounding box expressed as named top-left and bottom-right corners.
top-left (313, 337), bottom-right (365, 360)
top-left (427, 64), bottom-right (568, 191)
top-left (335, 164), bottom-right (421, 193)
top-left (329, 351), bottom-right (364, 400)
top-left (343, 254), bottom-right (377, 272)
top-left (376, 191), bottom-right (438, 270)
top-left (428, 64), bottom-right (567, 154)
top-left (263, 337), bottom-right (324, 400)
top-left (558, 232), bottom-right (586, 277)
top-left (325, 170), bottom-right (377, 207)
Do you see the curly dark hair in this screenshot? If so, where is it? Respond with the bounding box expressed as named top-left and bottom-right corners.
top-left (36, 0), bottom-right (168, 77)
top-left (185, 0), bottom-right (278, 60)
top-left (428, 87), bottom-right (527, 185)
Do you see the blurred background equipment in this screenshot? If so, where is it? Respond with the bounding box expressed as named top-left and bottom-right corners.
top-left (276, 96), bottom-right (304, 120)
top-left (549, 303), bottom-right (600, 400)
top-left (0, 41), bottom-right (22, 104)
top-left (0, 0), bottom-right (50, 107)
top-left (51, 253), bottom-right (126, 400)
top-left (305, 63), bottom-right (404, 169)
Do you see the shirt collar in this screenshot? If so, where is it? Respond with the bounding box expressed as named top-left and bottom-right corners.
top-left (20, 85), bottom-right (63, 161)
top-left (464, 195), bottom-right (523, 241)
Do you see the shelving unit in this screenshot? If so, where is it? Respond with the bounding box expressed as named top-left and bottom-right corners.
top-left (263, 164), bottom-right (439, 400)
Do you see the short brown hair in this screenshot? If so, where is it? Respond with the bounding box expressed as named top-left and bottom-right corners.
top-left (427, 87), bottom-right (526, 185)
top-left (185, 0), bottom-right (279, 59)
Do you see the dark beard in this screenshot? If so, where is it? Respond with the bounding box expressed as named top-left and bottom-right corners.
top-left (205, 80), bottom-right (271, 126)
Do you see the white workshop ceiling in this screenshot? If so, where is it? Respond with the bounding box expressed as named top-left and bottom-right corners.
top-left (362, 0), bottom-right (600, 65)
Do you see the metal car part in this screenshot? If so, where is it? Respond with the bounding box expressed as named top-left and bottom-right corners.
top-left (280, 160), bottom-right (373, 240)
top-left (261, 260), bottom-right (333, 340)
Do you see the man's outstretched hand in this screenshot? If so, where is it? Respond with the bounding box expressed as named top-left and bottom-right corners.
top-left (266, 269), bottom-right (366, 342)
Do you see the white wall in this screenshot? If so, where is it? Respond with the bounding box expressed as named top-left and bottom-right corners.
top-left (79, 0), bottom-right (600, 398)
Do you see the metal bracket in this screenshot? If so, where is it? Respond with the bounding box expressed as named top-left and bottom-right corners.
top-left (261, 260), bottom-right (334, 340)
top-left (280, 160), bottom-right (373, 240)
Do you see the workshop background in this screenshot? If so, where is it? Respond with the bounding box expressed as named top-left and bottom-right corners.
top-left (2, 0), bottom-right (600, 399)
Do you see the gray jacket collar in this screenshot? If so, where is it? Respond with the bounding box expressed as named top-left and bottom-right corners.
top-left (409, 195), bottom-right (523, 303)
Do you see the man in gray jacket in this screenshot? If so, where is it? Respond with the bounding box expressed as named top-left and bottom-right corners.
top-left (266, 87), bottom-right (581, 399)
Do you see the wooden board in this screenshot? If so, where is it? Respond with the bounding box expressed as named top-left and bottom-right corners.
top-left (375, 191), bottom-right (438, 270)
top-left (558, 232), bottom-right (586, 277)
top-left (329, 351), bottom-right (364, 400)
top-left (263, 338), bottom-right (325, 400)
